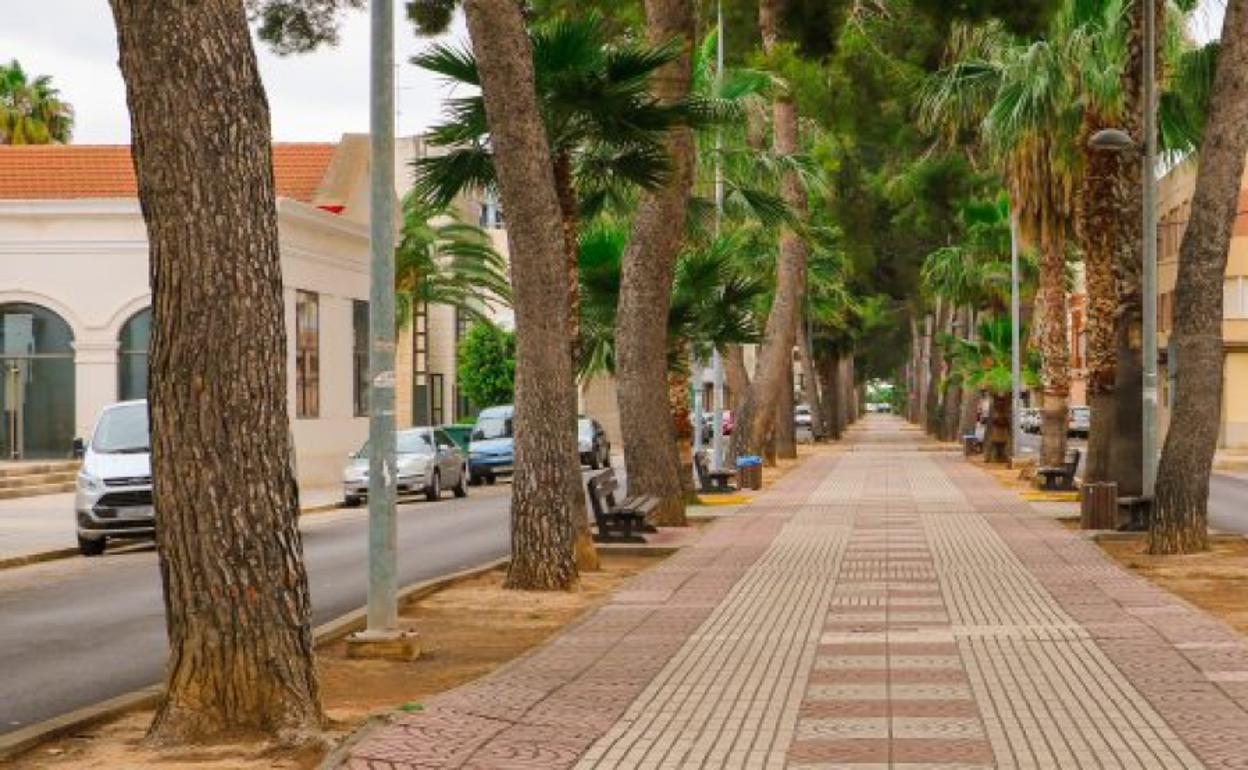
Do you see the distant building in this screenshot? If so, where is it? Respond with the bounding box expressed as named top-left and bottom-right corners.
top-left (1157, 159), bottom-right (1248, 449)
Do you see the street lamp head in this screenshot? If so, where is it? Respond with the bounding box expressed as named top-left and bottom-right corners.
top-left (1089, 128), bottom-right (1137, 153)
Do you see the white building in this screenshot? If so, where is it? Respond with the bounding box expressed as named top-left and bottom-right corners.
top-left (0, 141), bottom-right (373, 489)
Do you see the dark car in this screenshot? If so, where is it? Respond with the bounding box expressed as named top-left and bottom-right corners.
top-left (578, 417), bottom-right (611, 469)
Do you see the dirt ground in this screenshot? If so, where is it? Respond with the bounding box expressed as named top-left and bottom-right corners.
top-left (1100, 536), bottom-right (1248, 637)
top-left (10, 553), bottom-right (666, 770)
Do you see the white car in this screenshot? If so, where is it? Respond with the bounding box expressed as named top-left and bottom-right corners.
top-left (343, 427), bottom-right (468, 505)
top-left (74, 400), bottom-right (154, 556)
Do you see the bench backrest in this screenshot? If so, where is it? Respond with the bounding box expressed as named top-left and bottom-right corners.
top-left (586, 469), bottom-right (620, 518)
top-left (1065, 448), bottom-right (1081, 473)
top-left (693, 451), bottom-right (710, 486)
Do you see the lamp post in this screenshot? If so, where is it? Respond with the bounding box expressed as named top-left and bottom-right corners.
top-left (1088, 0), bottom-right (1159, 500)
top-left (349, 0), bottom-right (418, 660)
top-left (1010, 208), bottom-right (1022, 456)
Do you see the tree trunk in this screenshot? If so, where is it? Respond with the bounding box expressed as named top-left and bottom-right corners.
top-left (731, 0), bottom-right (808, 458)
top-left (465, 0), bottom-right (578, 589)
top-left (959, 308), bottom-right (979, 437)
top-left (796, 322), bottom-right (823, 440)
top-left (908, 313), bottom-right (922, 422)
top-left (1081, 109), bottom-right (1122, 484)
top-left (551, 153), bottom-right (598, 570)
top-left (725, 343), bottom-right (749, 415)
top-left (108, 0), bottom-right (321, 743)
top-left (613, 0), bottom-right (695, 527)
top-left (1151, 0), bottom-right (1248, 554)
top-left (1037, 236), bottom-right (1071, 467)
top-left (817, 350), bottom-right (841, 440)
top-left (775, 357), bottom-right (797, 458)
top-left (985, 392), bottom-right (1012, 463)
top-left (925, 300), bottom-right (948, 436)
top-left (838, 354), bottom-right (852, 434)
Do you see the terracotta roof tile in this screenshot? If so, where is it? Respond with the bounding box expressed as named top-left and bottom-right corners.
top-left (0, 143), bottom-right (336, 202)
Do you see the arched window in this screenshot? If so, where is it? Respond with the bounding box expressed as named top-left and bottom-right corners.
top-left (118, 308), bottom-right (151, 402)
top-left (0, 303), bottom-right (75, 459)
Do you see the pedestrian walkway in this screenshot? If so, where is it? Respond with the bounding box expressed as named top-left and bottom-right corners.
top-left (343, 416), bottom-right (1248, 769)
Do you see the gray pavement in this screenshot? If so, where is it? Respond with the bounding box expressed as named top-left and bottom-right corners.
top-left (0, 483), bottom-right (513, 735)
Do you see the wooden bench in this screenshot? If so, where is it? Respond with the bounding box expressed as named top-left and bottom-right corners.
top-left (962, 433), bottom-right (984, 456)
top-left (1117, 495), bottom-right (1153, 531)
top-left (694, 450), bottom-right (737, 494)
top-left (1036, 449), bottom-right (1081, 491)
top-left (586, 469), bottom-right (659, 544)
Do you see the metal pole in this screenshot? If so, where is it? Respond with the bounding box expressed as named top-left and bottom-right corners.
top-left (710, 0), bottom-right (726, 471)
top-left (366, 0), bottom-right (398, 635)
top-left (1142, 0), bottom-right (1160, 498)
top-left (1010, 207), bottom-right (1022, 456)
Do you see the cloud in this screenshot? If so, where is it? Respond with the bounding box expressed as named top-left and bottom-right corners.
top-left (0, 2), bottom-right (464, 144)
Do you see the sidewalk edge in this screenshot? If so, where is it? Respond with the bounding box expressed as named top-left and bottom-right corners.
top-left (0, 556), bottom-right (510, 763)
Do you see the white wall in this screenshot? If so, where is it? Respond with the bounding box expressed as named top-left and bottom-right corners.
top-left (0, 197), bottom-right (370, 492)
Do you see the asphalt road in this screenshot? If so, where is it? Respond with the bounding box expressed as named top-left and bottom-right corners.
top-left (0, 484), bottom-right (512, 735)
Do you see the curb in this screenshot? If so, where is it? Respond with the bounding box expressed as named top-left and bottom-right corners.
top-left (0, 501), bottom-right (345, 574)
top-left (0, 556), bottom-right (510, 763)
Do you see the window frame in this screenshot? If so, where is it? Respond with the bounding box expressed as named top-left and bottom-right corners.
top-left (295, 290), bottom-right (320, 419)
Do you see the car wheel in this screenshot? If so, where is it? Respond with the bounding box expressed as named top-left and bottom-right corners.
top-left (78, 535), bottom-right (106, 557)
top-left (426, 471), bottom-right (441, 502)
top-left (600, 445), bottom-right (610, 468)
top-left (453, 465), bottom-right (468, 498)
top-left (589, 448), bottom-right (601, 470)
top-left (485, 474), bottom-right (497, 486)
top-left (344, 496), bottom-right (362, 508)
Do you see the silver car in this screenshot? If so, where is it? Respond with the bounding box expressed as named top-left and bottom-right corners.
top-left (343, 427), bottom-right (468, 506)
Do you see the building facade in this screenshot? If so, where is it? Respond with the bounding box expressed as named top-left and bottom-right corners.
top-left (0, 142), bottom-right (371, 487)
top-left (1157, 159), bottom-right (1248, 449)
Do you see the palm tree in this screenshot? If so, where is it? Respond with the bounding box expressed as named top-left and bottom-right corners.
top-left (394, 195), bottom-right (510, 328)
top-left (921, 17), bottom-right (1082, 468)
top-left (0, 60), bottom-right (74, 144)
top-left (948, 316), bottom-right (1041, 462)
top-left (412, 13), bottom-right (685, 357)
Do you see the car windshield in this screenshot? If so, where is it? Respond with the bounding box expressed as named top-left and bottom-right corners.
top-left (355, 431), bottom-right (434, 458)
top-left (472, 417), bottom-right (512, 441)
top-left (577, 420), bottom-right (593, 438)
top-left (92, 404), bottom-right (149, 454)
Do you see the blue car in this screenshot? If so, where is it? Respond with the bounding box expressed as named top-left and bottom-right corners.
top-left (468, 405), bottom-right (514, 485)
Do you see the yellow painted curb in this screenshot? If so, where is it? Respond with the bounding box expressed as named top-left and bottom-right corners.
top-left (1020, 492), bottom-right (1079, 503)
top-left (697, 494), bottom-right (753, 506)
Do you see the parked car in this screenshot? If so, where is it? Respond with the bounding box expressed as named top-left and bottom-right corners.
top-left (343, 426), bottom-right (468, 505)
top-left (468, 405), bottom-right (514, 485)
top-left (1021, 407), bottom-right (1041, 434)
top-left (578, 417), bottom-right (611, 469)
top-left (794, 404), bottom-right (813, 429)
top-left (73, 399), bottom-right (154, 556)
top-left (1068, 406), bottom-right (1091, 437)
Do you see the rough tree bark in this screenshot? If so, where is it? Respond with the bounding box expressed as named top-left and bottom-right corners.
top-left (1151, 0), bottom-right (1248, 554)
top-left (466, 0), bottom-right (578, 589)
top-left (108, 0), bottom-right (322, 743)
top-left (614, 0), bottom-right (696, 526)
top-left (775, 356), bottom-right (798, 458)
top-left (1080, 108), bottom-right (1121, 485)
top-left (817, 350), bottom-right (841, 440)
top-left (732, 0), bottom-right (809, 458)
top-left (925, 299), bottom-right (948, 437)
top-left (725, 344), bottom-right (750, 415)
top-left (1037, 265), bottom-right (1071, 468)
top-left (551, 153), bottom-right (598, 570)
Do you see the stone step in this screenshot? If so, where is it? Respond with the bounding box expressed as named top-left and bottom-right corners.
top-left (0, 470), bottom-right (78, 490)
top-left (0, 480), bottom-right (76, 500)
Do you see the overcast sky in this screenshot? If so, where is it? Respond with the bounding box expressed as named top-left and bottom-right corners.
top-left (0, 1), bottom-right (1230, 145)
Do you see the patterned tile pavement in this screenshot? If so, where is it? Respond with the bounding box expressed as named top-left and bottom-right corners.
top-left (341, 417), bottom-right (1248, 769)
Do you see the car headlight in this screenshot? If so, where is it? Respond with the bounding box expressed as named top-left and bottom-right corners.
top-left (78, 472), bottom-right (104, 494)
top-left (469, 451), bottom-right (483, 460)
